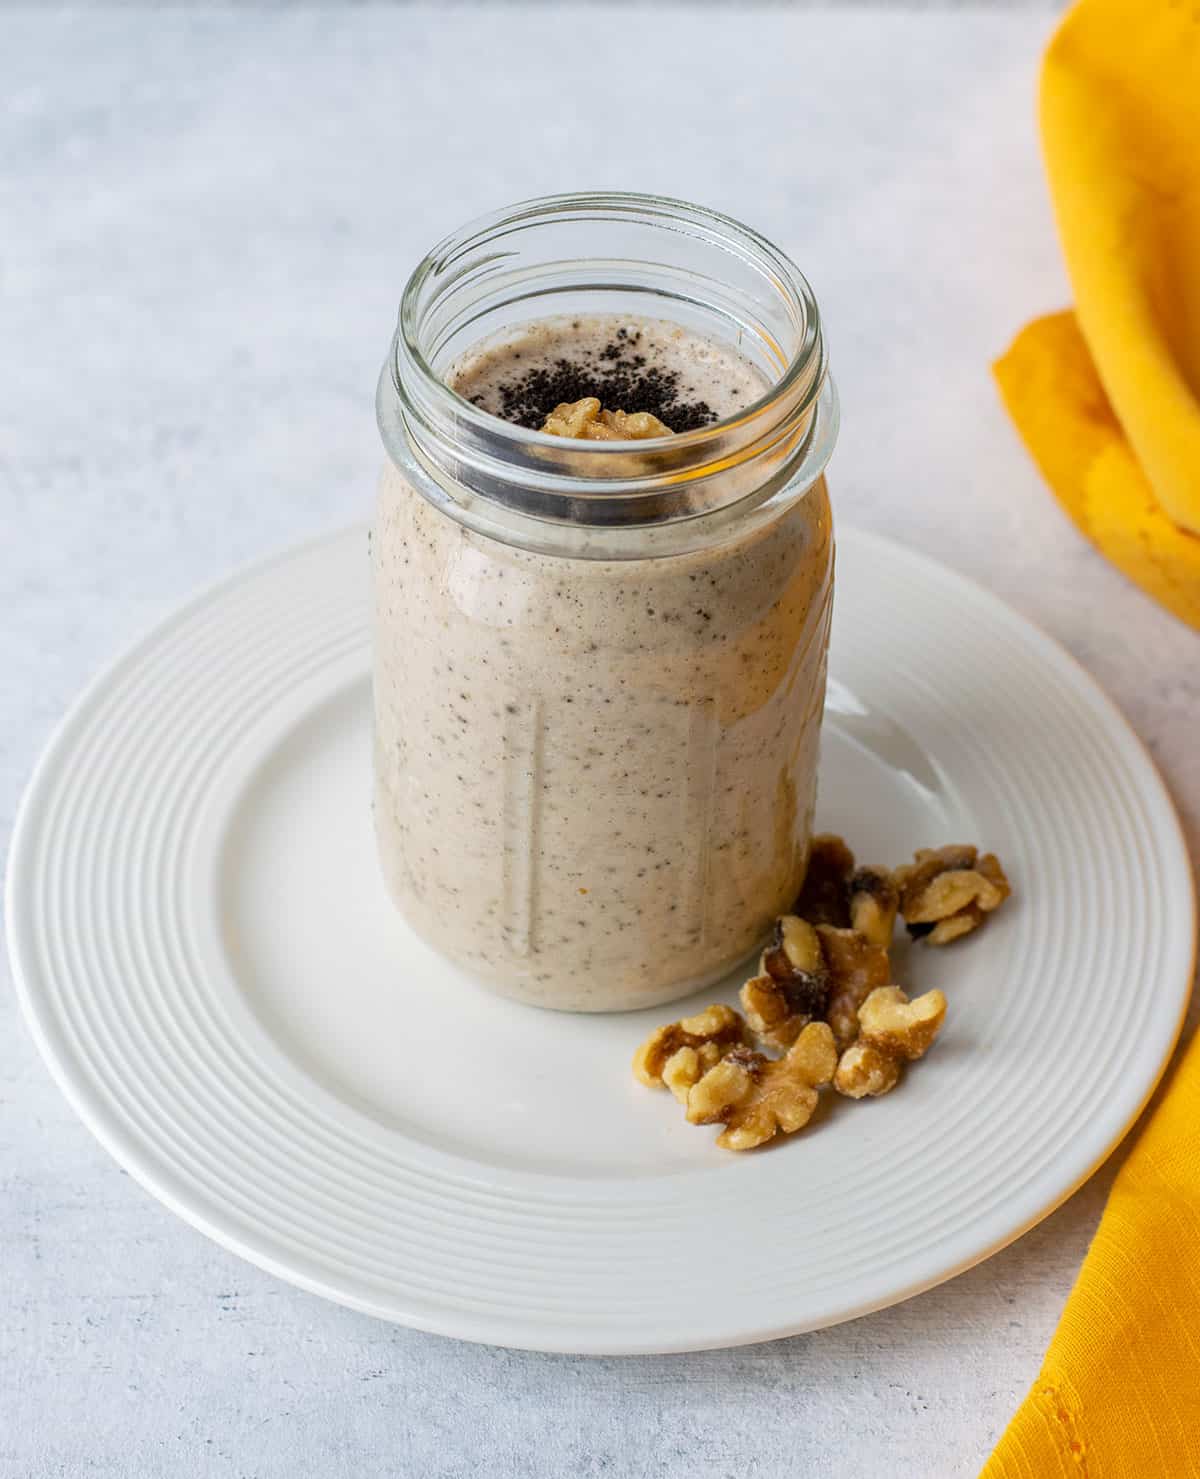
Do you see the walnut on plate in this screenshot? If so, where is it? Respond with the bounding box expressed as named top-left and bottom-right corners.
top-left (687, 1021), bottom-right (838, 1150)
top-left (834, 985), bottom-right (947, 1099)
top-left (848, 866), bottom-right (900, 948)
top-left (793, 833), bottom-right (856, 926)
top-left (541, 397), bottom-right (674, 441)
top-left (815, 924), bottom-right (893, 1050)
top-left (895, 845), bottom-right (1011, 945)
top-left (740, 915), bottom-right (831, 1050)
top-left (632, 1003), bottom-right (749, 1104)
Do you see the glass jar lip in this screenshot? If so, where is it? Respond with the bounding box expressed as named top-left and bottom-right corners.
top-left (394, 190), bottom-right (825, 453)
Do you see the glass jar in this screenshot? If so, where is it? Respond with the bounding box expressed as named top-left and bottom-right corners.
top-left (374, 192), bottom-right (838, 1012)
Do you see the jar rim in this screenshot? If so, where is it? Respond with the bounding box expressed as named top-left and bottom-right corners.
top-left (378, 191), bottom-right (838, 555)
top-left (395, 190), bottom-right (826, 457)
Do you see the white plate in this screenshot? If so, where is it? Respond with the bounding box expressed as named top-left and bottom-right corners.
top-left (7, 527), bottom-right (1194, 1354)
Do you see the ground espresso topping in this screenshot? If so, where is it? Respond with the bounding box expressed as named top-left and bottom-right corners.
top-left (475, 330), bottom-right (718, 433)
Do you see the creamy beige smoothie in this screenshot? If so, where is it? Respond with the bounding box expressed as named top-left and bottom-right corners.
top-left (373, 313), bottom-right (833, 1011)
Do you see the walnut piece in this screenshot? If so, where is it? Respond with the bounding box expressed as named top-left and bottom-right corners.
top-left (816, 924), bottom-right (893, 1050)
top-left (740, 915), bottom-right (831, 1049)
top-left (834, 985), bottom-right (947, 1098)
top-left (541, 397), bottom-right (674, 441)
top-left (848, 866), bottom-right (899, 948)
top-left (603, 408), bottom-right (675, 439)
top-left (793, 833), bottom-right (856, 926)
top-left (632, 1003), bottom-right (749, 1104)
top-left (895, 846), bottom-right (1011, 945)
top-left (687, 1022), bottom-right (837, 1150)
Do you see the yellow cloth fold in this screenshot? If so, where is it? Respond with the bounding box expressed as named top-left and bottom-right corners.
top-left (987, 5), bottom-right (1200, 1468)
top-left (994, 0), bottom-right (1200, 630)
top-left (982, 1028), bottom-right (1200, 1478)
top-left (996, 312), bottom-right (1200, 627)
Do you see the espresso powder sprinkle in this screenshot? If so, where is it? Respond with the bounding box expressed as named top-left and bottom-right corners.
top-left (476, 332), bottom-right (718, 433)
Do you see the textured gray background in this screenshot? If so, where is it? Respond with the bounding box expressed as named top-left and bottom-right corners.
top-left (4, 4), bottom-right (1197, 1477)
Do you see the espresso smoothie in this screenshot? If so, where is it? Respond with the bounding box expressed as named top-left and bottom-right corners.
top-left (373, 314), bottom-right (833, 1011)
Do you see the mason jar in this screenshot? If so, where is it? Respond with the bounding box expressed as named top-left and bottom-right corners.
top-left (373, 192), bottom-right (838, 1013)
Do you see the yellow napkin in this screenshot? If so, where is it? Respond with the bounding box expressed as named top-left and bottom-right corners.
top-left (987, 4), bottom-right (1200, 1468)
top-left (982, 1028), bottom-right (1200, 1476)
top-left (994, 0), bottom-right (1200, 629)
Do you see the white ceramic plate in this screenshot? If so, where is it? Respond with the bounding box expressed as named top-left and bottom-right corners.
top-left (8, 527), bottom-right (1194, 1354)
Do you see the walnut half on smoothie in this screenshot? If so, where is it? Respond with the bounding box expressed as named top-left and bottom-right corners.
top-left (541, 397), bottom-right (674, 441)
top-left (373, 197), bottom-right (838, 1013)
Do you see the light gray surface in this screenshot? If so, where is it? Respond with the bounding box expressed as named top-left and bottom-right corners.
top-left (4, 5), bottom-right (1198, 1477)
